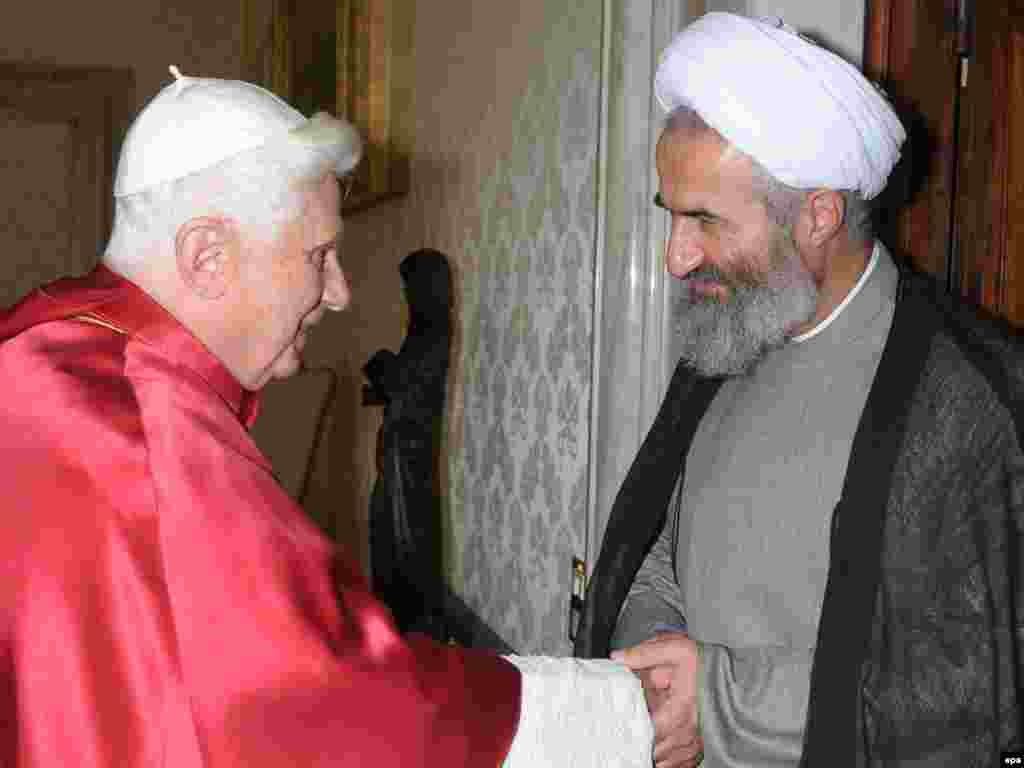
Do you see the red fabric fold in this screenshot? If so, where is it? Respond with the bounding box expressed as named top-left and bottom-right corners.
top-left (0, 266), bottom-right (520, 767)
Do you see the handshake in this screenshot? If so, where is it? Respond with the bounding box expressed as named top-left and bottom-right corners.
top-left (499, 631), bottom-right (701, 768)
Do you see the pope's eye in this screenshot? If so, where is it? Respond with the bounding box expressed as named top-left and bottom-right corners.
top-left (309, 247), bottom-right (327, 270)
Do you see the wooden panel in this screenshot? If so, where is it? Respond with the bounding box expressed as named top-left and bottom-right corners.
top-left (954, 1), bottom-right (1019, 320)
top-left (997, 24), bottom-right (1024, 324)
top-left (865, 0), bottom-right (960, 281)
top-left (1, 87), bottom-right (87, 288)
top-left (864, 0), bottom-right (894, 82)
top-left (1012, 6), bottom-right (1024, 323)
top-left (0, 113), bottom-right (73, 307)
top-left (0, 63), bottom-right (133, 308)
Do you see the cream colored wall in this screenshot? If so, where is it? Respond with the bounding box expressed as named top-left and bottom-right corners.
top-left (711, 0), bottom-right (866, 65)
top-left (747, 0), bottom-right (864, 65)
top-left (1, 0), bottom-right (242, 109)
top-left (0, 3), bottom-right (242, 309)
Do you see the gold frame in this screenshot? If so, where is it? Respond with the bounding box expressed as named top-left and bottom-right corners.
top-left (242, 0), bottom-right (413, 212)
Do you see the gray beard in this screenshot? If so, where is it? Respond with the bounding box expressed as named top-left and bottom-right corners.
top-left (672, 256), bottom-right (819, 377)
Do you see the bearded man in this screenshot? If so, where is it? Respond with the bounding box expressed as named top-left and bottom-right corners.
top-left (574, 12), bottom-right (1024, 768)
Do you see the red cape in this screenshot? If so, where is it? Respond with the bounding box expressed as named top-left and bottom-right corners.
top-left (0, 266), bottom-right (520, 767)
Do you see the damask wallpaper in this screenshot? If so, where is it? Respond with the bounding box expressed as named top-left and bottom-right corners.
top-left (452, 40), bottom-right (601, 654)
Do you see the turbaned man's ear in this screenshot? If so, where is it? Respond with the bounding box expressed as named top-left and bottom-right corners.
top-left (175, 216), bottom-right (236, 300)
top-left (802, 189), bottom-right (846, 248)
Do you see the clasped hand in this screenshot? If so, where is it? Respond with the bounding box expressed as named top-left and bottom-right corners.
top-left (612, 632), bottom-right (703, 768)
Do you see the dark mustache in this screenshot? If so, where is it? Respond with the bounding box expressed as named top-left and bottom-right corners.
top-left (684, 267), bottom-right (729, 283)
top-left (682, 266), bottom-right (751, 291)
top-left (682, 262), bottom-right (769, 291)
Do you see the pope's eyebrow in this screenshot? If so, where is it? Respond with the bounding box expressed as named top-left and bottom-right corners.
top-left (306, 235), bottom-right (338, 256)
top-left (304, 237), bottom-right (339, 271)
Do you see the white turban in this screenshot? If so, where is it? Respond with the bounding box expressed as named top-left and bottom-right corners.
top-left (655, 13), bottom-right (906, 200)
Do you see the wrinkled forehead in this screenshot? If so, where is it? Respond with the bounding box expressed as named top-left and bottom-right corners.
top-left (656, 123), bottom-right (756, 191)
top-left (300, 173), bottom-right (343, 241)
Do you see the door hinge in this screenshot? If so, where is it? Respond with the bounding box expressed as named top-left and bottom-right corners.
top-left (568, 557), bottom-right (587, 642)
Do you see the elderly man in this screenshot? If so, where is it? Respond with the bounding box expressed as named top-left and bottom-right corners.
top-left (575, 12), bottom-right (1024, 768)
top-left (0, 69), bottom-right (521, 766)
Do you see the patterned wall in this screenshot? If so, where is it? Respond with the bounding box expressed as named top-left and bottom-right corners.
top-left (452, 42), bottom-right (601, 654)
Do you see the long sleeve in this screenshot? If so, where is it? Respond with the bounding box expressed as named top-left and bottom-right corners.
top-left (697, 644), bottom-right (812, 768)
top-left (609, 497), bottom-right (809, 768)
top-left (127, 341), bottom-right (520, 767)
top-left (608, 484), bottom-right (810, 767)
top-left (611, 491), bottom-right (687, 651)
top-left (501, 657), bottom-right (653, 768)
top-left (0, 276), bottom-right (521, 768)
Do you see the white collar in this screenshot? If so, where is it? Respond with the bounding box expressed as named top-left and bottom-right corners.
top-left (791, 242), bottom-right (880, 344)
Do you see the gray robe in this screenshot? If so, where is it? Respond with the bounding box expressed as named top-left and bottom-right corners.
top-left (575, 255), bottom-right (1024, 766)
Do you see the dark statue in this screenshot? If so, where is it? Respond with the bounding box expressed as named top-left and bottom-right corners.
top-left (364, 249), bottom-right (451, 640)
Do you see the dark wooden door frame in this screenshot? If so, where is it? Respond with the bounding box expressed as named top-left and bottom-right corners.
top-left (865, 1), bottom-right (1024, 324)
top-left (864, 0), bottom-right (895, 83)
top-left (862, 0), bottom-right (962, 288)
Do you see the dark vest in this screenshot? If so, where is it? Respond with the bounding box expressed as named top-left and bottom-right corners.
top-left (575, 270), bottom-right (1024, 765)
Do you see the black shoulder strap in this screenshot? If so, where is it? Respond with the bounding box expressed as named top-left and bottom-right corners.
top-left (574, 363), bottom-right (721, 658)
top-left (801, 270), bottom-right (937, 765)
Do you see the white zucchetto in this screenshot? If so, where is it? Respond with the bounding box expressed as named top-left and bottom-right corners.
top-left (655, 13), bottom-right (906, 200)
top-left (114, 66), bottom-right (361, 197)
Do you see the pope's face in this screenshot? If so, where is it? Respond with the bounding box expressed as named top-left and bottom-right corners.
top-left (655, 125), bottom-right (819, 375)
top-left (235, 174), bottom-right (349, 389)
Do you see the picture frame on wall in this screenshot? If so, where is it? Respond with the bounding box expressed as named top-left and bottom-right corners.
top-left (242, 0), bottom-right (413, 213)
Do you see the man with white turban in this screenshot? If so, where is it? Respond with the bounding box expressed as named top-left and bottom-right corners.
top-left (575, 12), bottom-right (1024, 768)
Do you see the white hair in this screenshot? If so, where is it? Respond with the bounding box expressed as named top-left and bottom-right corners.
top-left (103, 130), bottom-right (358, 273)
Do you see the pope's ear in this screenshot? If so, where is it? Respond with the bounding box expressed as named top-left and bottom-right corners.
top-left (175, 217), bottom-right (234, 300)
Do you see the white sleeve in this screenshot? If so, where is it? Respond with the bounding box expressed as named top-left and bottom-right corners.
top-left (500, 656), bottom-right (654, 768)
